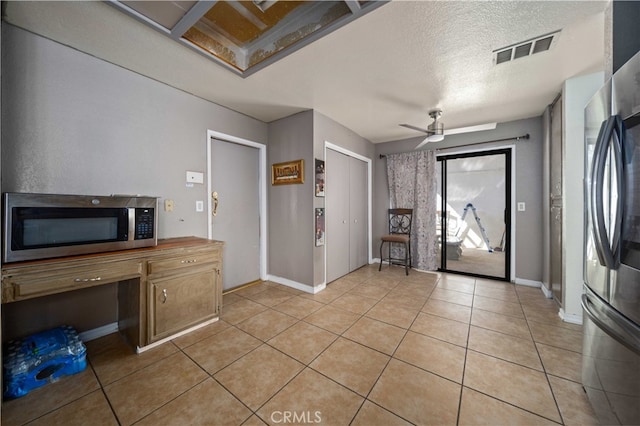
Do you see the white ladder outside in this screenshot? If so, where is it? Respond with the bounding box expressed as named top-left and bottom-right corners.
top-left (457, 203), bottom-right (493, 253)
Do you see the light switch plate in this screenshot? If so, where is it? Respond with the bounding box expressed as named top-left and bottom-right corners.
top-left (165, 199), bottom-right (174, 212)
top-left (196, 200), bottom-right (204, 212)
top-left (517, 202), bottom-right (526, 212)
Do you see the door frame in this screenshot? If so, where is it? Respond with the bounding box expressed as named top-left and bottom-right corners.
top-left (207, 130), bottom-right (267, 281)
top-left (324, 141), bottom-right (373, 285)
top-left (436, 145), bottom-right (515, 282)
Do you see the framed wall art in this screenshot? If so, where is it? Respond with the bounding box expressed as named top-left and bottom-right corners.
top-left (315, 208), bottom-right (325, 247)
top-left (315, 159), bottom-right (325, 197)
top-left (272, 159), bottom-right (304, 185)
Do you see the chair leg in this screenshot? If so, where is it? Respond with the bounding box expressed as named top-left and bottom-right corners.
top-left (404, 242), bottom-right (409, 275)
top-left (378, 241), bottom-right (384, 271)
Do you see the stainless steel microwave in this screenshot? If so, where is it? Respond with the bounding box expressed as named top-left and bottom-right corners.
top-left (3, 193), bottom-right (158, 263)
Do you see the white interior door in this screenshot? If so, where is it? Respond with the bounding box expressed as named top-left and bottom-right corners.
top-left (210, 138), bottom-right (260, 290)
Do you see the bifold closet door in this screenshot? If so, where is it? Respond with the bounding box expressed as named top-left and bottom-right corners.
top-left (349, 156), bottom-right (368, 271)
top-left (326, 149), bottom-right (350, 283)
top-left (326, 148), bottom-right (368, 283)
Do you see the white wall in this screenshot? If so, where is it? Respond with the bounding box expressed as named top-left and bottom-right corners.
top-left (561, 71), bottom-right (605, 323)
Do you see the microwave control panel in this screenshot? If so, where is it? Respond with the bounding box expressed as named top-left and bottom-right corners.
top-left (134, 208), bottom-right (155, 240)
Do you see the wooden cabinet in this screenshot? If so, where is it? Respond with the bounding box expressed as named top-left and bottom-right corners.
top-left (2, 259), bottom-right (143, 302)
top-left (147, 247), bottom-right (222, 343)
top-left (1, 237), bottom-right (223, 350)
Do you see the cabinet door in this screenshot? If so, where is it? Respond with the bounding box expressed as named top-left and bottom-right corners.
top-left (150, 267), bottom-right (218, 341)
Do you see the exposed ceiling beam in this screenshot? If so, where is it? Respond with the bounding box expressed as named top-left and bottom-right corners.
top-left (170, 0), bottom-right (218, 40)
top-left (344, 0), bottom-right (361, 14)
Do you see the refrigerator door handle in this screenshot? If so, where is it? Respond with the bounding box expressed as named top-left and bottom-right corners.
top-left (582, 293), bottom-right (640, 355)
top-left (611, 115), bottom-right (625, 258)
top-left (590, 116), bottom-right (617, 268)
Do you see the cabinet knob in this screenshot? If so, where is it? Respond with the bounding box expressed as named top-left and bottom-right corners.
top-left (162, 288), bottom-right (168, 304)
top-left (180, 259), bottom-right (197, 264)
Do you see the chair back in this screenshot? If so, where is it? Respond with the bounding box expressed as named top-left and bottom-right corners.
top-left (388, 208), bottom-right (413, 235)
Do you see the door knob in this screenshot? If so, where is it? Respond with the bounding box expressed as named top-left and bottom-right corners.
top-left (212, 191), bottom-right (219, 217)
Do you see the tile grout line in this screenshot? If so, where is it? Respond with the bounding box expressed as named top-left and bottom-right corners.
top-left (517, 288), bottom-right (567, 425)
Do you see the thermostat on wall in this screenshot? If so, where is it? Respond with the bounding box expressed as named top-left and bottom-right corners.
top-left (186, 171), bottom-right (204, 184)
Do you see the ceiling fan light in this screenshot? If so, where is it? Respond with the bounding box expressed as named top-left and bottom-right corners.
top-left (426, 133), bottom-right (445, 143)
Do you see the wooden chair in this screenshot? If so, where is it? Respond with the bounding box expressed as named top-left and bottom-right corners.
top-left (379, 208), bottom-right (413, 275)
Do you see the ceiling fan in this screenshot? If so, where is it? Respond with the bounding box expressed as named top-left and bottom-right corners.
top-left (400, 109), bottom-right (497, 149)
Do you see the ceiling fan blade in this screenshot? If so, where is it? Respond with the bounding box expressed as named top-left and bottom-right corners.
top-left (400, 123), bottom-right (429, 134)
top-left (414, 138), bottom-right (431, 150)
top-left (443, 122), bottom-right (497, 136)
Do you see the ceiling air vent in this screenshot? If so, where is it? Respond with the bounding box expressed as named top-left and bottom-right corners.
top-left (493, 30), bottom-right (560, 65)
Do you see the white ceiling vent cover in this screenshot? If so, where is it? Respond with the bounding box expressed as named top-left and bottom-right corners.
top-left (494, 30), bottom-right (560, 65)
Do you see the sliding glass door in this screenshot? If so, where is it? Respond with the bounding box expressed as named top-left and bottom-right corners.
top-left (437, 149), bottom-right (511, 280)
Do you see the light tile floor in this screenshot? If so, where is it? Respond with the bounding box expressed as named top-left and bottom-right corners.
top-left (2, 265), bottom-right (600, 425)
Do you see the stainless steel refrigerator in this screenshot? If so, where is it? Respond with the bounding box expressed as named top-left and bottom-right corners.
top-left (583, 51), bottom-right (640, 425)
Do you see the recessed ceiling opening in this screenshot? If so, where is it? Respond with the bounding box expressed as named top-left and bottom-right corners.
top-left (111, 0), bottom-right (387, 77)
top-left (493, 30), bottom-right (560, 65)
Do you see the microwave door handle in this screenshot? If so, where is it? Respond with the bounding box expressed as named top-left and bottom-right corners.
top-left (591, 116), bottom-right (617, 268)
top-left (610, 115), bottom-right (625, 260)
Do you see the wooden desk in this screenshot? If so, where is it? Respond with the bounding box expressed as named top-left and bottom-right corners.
top-left (1, 237), bottom-right (223, 350)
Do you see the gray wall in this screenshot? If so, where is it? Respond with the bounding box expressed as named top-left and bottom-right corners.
top-left (313, 111), bottom-right (375, 286)
top-left (375, 117), bottom-right (544, 283)
top-left (2, 24), bottom-right (268, 239)
top-left (1, 24), bottom-right (268, 337)
top-left (267, 111), bottom-right (315, 287)
top-left (267, 110), bottom-right (375, 289)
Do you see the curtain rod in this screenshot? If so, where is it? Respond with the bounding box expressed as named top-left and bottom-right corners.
top-left (379, 133), bottom-right (530, 159)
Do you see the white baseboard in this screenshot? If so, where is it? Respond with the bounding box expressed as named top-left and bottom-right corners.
top-left (78, 322), bottom-right (119, 342)
top-left (514, 278), bottom-right (553, 298)
top-left (539, 285), bottom-right (553, 299)
top-left (514, 277), bottom-right (542, 288)
top-left (559, 308), bottom-right (583, 325)
top-left (137, 317), bottom-right (219, 353)
top-left (267, 275), bottom-right (319, 294)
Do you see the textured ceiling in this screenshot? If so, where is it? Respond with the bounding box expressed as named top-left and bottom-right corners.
top-left (4, 1), bottom-right (607, 143)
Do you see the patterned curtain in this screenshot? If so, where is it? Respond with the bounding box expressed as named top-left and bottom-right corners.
top-left (386, 150), bottom-right (438, 270)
